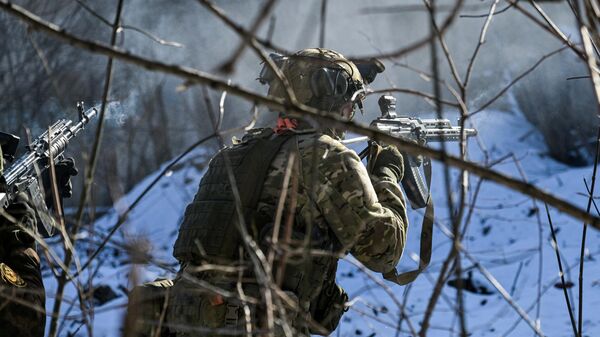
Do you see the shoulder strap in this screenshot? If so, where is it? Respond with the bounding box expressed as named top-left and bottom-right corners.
top-left (241, 133), bottom-right (295, 216)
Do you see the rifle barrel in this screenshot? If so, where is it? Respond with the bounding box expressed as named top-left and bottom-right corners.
top-left (424, 128), bottom-right (477, 142)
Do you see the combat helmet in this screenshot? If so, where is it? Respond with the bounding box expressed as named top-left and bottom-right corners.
top-left (259, 48), bottom-right (384, 119)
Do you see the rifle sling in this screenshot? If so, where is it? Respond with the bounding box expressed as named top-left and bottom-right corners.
top-left (383, 157), bottom-right (434, 286)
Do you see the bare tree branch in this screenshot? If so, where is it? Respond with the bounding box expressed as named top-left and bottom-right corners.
top-left (507, 0), bottom-right (585, 59)
top-left (544, 202), bottom-right (579, 336)
top-left (470, 45), bottom-right (569, 116)
top-left (2, 0), bottom-right (600, 230)
top-left (348, 0), bottom-right (465, 61)
top-left (218, 0), bottom-right (278, 73)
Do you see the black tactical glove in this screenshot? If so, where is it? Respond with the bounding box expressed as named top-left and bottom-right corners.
top-left (0, 193), bottom-right (37, 256)
top-left (367, 142), bottom-right (404, 183)
top-left (42, 156), bottom-right (78, 199)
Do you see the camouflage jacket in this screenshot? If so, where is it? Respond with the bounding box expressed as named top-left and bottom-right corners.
top-left (167, 128), bottom-right (408, 336)
top-left (257, 129), bottom-right (408, 274)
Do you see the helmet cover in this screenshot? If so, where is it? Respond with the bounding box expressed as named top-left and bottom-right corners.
top-left (267, 48), bottom-right (365, 114)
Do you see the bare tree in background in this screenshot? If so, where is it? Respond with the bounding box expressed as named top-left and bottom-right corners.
top-left (1, 0), bottom-right (600, 336)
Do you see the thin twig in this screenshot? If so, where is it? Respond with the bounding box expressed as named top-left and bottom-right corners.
top-left (463, 0), bottom-right (500, 90)
top-left (460, 2), bottom-right (515, 18)
top-left (470, 45), bottom-right (569, 116)
top-left (348, 0), bottom-right (465, 61)
top-left (345, 258), bottom-right (418, 337)
top-left (419, 1), bottom-right (459, 334)
top-left (544, 203), bottom-right (579, 337)
top-left (74, 0), bottom-right (183, 48)
top-left (529, 0), bottom-right (572, 48)
top-left (275, 153), bottom-right (298, 287)
top-left (76, 133), bottom-right (217, 274)
top-left (218, 0), bottom-right (278, 73)
top-left (507, 0), bottom-right (585, 59)
top-left (268, 152), bottom-right (295, 267)
top-left (576, 25), bottom-right (600, 337)
top-left (510, 154), bottom-right (544, 331)
top-left (422, 0), bottom-right (464, 92)
top-left (501, 255), bottom-right (596, 336)
top-left (197, 0), bottom-right (298, 104)
top-left (319, 0), bottom-right (327, 47)
top-left (435, 222), bottom-right (546, 337)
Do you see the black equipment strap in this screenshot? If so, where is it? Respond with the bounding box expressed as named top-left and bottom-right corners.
top-left (382, 157), bottom-right (434, 285)
top-left (242, 132), bottom-right (294, 215)
top-left (361, 144), bottom-right (434, 286)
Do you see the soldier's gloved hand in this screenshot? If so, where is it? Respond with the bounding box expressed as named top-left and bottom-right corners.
top-left (42, 157), bottom-right (78, 198)
top-left (0, 192), bottom-right (37, 250)
top-left (367, 143), bottom-right (404, 183)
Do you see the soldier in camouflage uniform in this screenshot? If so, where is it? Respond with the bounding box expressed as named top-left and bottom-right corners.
top-left (161, 48), bottom-right (408, 336)
top-left (0, 134), bottom-right (77, 337)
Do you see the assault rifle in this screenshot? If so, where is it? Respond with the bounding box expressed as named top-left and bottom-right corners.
top-left (373, 95), bottom-right (477, 209)
top-left (0, 102), bottom-right (98, 237)
top-left (345, 95), bottom-right (478, 209)
top-left (344, 95), bottom-right (477, 285)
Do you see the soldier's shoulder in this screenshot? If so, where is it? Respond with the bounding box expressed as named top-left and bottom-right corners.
top-left (297, 133), bottom-right (349, 154)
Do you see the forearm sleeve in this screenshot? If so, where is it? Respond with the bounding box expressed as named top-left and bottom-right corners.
top-left (317, 147), bottom-right (408, 273)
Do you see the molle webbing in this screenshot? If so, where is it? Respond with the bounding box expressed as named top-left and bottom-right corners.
top-left (173, 133), bottom-right (293, 262)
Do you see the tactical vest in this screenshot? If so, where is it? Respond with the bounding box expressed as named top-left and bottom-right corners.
top-left (173, 129), bottom-right (293, 263)
top-left (173, 129), bottom-right (347, 334)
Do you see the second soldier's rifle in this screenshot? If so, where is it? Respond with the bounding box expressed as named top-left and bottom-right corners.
top-left (344, 95), bottom-right (477, 285)
top-left (0, 103), bottom-right (98, 237)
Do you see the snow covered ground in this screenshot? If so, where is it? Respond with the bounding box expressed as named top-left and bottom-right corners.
top-left (44, 108), bottom-right (600, 336)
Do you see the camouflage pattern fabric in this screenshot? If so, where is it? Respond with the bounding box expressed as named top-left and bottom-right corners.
top-left (256, 132), bottom-right (407, 321)
top-left (167, 129), bottom-right (408, 336)
top-left (268, 48), bottom-right (364, 113)
top-left (259, 131), bottom-right (408, 267)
